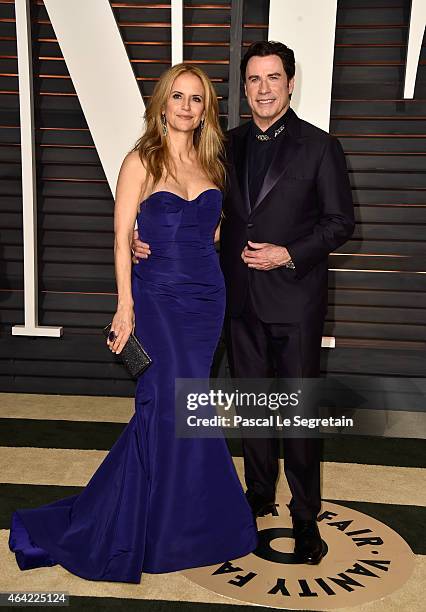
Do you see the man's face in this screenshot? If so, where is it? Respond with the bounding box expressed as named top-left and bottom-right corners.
top-left (244, 54), bottom-right (294, 128)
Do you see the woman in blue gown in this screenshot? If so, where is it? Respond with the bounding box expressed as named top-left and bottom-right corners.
top-left (8, 63), bottom-right (258, 583)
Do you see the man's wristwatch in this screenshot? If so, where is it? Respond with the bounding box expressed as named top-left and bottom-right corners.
top-left (283, 258), bottom-right (295, 269)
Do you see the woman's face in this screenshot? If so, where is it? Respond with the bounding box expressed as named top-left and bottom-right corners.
top-left (163, 72), bottom-right (205, 134)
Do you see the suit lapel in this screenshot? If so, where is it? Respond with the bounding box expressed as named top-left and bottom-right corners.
top-left (229, 121), bottom-right (252, 216)
top-left (242, 136), bottom-right (250, 215)
top-left (251, 108), bottom-right (303, 213)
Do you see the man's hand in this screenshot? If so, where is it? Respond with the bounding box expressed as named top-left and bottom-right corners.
top-left (131, 229), bottom-right (151, 264)
top-left (241, 240), bottom-right (292, 270)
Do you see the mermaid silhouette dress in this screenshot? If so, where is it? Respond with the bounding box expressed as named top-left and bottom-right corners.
top-left (8, 188), bottom-right (258, 583)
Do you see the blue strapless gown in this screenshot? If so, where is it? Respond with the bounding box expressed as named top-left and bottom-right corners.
top-left (8, 189), bottom-right (258, 583)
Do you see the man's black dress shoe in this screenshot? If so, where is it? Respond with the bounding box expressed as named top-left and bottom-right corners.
top-left (245, 490), bottom-right (275, 517)
top-left (292, 518), bottom-right (326, 564)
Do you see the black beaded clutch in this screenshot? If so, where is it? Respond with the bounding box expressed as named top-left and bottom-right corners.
top-left (103, 323), bottom-right (152, 378)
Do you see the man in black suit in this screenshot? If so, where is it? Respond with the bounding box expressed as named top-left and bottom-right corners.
top-left (221, 41), bottom-right (354, 565)
top-left (131, 41), bottom-right (355, 564)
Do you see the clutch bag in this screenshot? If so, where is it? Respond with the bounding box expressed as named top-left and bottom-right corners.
top-left (102, 323), bottom-right (152, 378)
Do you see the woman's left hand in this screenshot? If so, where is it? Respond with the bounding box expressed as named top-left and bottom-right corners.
top-left (107, 304), bottom-right (135, 355)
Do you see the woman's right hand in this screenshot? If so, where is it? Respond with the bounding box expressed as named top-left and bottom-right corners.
top-left (131, 229), bottom-right (151, 264)
top-left (107, 304), bottom-right (135, 355)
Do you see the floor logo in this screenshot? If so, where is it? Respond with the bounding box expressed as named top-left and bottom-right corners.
top-left (183, 499), bottom-right (415, 609)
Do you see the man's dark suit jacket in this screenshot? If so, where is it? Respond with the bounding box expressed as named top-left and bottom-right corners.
top-left (220, 107), bottom-right (355, 325)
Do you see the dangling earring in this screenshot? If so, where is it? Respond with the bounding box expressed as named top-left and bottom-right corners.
top-left (161, 113), bottom-right (167, 136)
top-left (200, 117), bottom-right (205, 132)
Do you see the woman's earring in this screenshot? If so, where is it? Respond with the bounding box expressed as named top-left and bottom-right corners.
top-left (200, 118), bottom-right (205, 131)
top-left (161, 113), bottom-right (168, 136)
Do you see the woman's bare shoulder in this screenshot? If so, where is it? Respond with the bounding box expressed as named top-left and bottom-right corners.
top-left (121, 150), bottom-right (147, 178)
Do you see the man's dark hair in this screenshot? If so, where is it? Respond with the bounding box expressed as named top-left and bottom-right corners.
top-left (240, 40), bottom-right (295, 83)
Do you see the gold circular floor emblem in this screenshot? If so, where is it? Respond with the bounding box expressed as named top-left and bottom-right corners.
top-left (183, 499), bottom-right (415, 609)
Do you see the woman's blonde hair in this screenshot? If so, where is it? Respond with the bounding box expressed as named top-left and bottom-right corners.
top-left (131, 63), bottom-right (225, 211)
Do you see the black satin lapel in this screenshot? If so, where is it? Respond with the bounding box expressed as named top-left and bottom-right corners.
top-left (251, 134), bottom-right (302, 212)
top-left (232, 124), bottom-right (251, 216)
top-left (242, 143), bottom-right (250, 215)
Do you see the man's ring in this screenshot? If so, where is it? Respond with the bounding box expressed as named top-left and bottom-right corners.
top-left (108, 330), bottom-right (117, 342)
